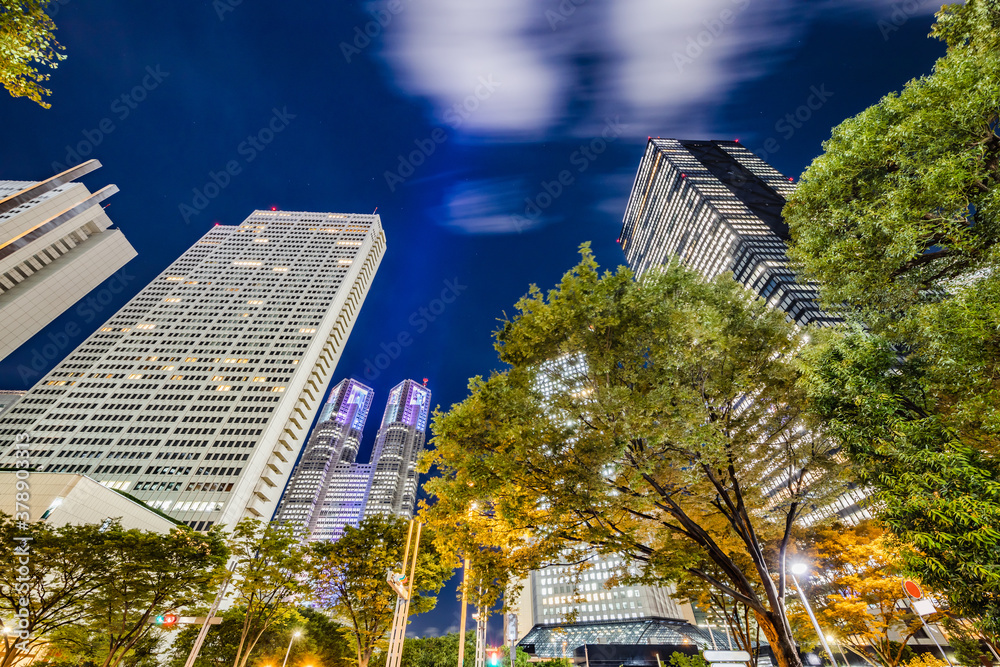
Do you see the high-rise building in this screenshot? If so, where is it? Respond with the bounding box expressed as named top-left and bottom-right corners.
top-left (619, 138), bottom-right (837, 327)
top-left (276, 378), bottom-right (431, 541)
top-left (0, 160), bottom-right (137, 361)
top-left (0, 391), bottom-right (25, 418)
top-left (0, 209), bottom-right (386, 530)
top-left (619, 139), bottom-right (863, 528)
top-left (364, 379), bottom-right (431, 520)
top-left (274, 378), bottom-right (374, 539)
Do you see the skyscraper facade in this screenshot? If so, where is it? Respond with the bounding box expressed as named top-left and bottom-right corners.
top-left (0, 160), bottom-right (137, 361)
top-left (273, 378), bottom-right (374, 535)
top-left (619, 138), bottom-right (837, 327)
top-left (276, 378), bottom-right (431, 541)
top-left (0, 209), bottom-right (385, 529)
top-left (364, 379), bottom-right (432, 519)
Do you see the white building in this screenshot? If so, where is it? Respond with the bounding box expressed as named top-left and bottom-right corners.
top-left (0, 472), bottom-right (176, 533)
top-left (0, 209), bottom-right (385, 530)
top-left (0, 390), bottom-right (25, 418)
top-left (0, 160), bottom-right (137, 361)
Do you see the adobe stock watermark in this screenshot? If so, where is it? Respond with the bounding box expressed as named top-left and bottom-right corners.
top-left (213, 0), bottom-right (242, 21)
top-left (878, 0), bottom-right (930, 40)
top-left (510, 116), bottom-right (626, 232)
top-left (383, 76), bottom-right (501, 192)
top-left (179, 107), bottom-right (296, 224)
top-left (11, 430), bottom-right (33, 654)
top-left (15, 269), bottom-right (136, 384)
top-left (45, 0), bottom-right (71, 16)
top-left (50, 65), bottom-right (170, 173)
top-left (673, 0), bottom-right (750, 72)
top-left (340, 0), bottom-right (411, 63)
top-left (751, 85), bottom-right (834, 163)
top-left (362, 278), bottom-right (467, 381)
top-left (545, 0), bottom-right (587, 30)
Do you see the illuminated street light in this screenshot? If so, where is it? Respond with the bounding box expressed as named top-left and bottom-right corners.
top-left (789, 562), bottom-right (839, 667)
top-left (280, 630), bottom-right (302, 667)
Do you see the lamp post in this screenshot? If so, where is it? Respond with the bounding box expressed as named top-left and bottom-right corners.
top-left (789, 562), bottom-right (839, 667)
top-left (280, 630), bottom-right (301, 667)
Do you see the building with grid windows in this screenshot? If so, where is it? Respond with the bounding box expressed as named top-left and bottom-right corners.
top-left (0, 160), bottom-right (136, 361)
top-left (0, 209), bottom-right (385, 529)
top-left (0, 391), bottom-right (25, 418)
top-left (273, 378), bottom-right (374, 538)
top-left (275, 378), bottom-right (431, 541)
top-left (619, 138), bottom-right (837, 327)
top-left (619, 139), bottom-right (865, 528)
top-left (364, 379), bottom-right (431, 519)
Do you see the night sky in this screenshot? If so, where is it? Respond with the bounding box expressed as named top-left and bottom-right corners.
top-left (0, 0), bottom-right (945, 645)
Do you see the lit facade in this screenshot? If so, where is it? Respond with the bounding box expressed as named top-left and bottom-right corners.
top-left (273, 378), bottom-right (374, 536)
top-left (364, 379), bottom-right (431, 519)
top-left (276, 378), bottom-right (430, 541)
top-left (0, 209), bottom-right (386, 529)
top-left (619, 138), bottom-right (837, 327)
top-left (0, 160), bottom-right (137, 361)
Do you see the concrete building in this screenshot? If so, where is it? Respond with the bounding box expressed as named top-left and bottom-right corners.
top-left (364, 379), bottom-right (431, 519)
top-left (0, 209), bottom-right (385, 529)
top-left (275, 378), bottom-right (431, 541)
top-left (0, 160), bottom-right (137, 361)
top-left (0, 472), bottom-right (176, 532)
top-left (0, 390), bottom-right (25, 418)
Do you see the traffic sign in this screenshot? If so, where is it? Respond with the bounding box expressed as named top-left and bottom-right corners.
top-left (704, 651), bottom-right (751, 663)
top-left (903, 580), bottom-right (922, 599)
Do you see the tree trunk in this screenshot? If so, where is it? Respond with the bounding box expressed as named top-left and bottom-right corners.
top-left (754, 609), bottom-right (803, 667)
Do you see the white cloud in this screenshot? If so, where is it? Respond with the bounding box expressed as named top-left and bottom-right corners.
top-left (438, 178), bottom-right (551, 235)
top-left (374, 0), bottom-right (939, 139)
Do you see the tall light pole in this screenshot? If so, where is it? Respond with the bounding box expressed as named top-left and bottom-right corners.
top-left (281, 630), bottom-right (302, 667)
top-left (789, 562), bottom-right (839, 667)
top-left (457, 556), bottom-right (470, 667)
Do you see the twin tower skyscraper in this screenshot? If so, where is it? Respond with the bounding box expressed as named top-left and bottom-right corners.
top-left (274, 377), bottom-right (431, 541)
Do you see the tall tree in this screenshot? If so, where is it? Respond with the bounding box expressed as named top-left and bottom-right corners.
top-left (56, 523), bottom-right (229, 667)
top-left (789, 521), bottom-right (929, 667)
top-left (309, 514), bottom-right (453, 667)
top-left (784, 0), bottom-right (1000, 635)
top-left (227, 519), bottom-right (308, 667)
top-left (800, 328), bottom-right (1000, 635)
top-left (0, 0), bottom-right (66, 107)
top-left (0, 516), bottom-right (106, 667)
top-left (784, 0), bottom-right (1000, 455)
top-left (422, 247), bottom-right (845, 667)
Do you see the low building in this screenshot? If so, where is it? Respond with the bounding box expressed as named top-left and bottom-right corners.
top-left (0, 472), bottom-right (177, 532)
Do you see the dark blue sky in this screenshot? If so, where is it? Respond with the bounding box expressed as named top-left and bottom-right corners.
top-left (0, 0), bottom-right (944, 645)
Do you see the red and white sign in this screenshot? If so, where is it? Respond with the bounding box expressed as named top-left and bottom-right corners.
top-left (903, 580), bottom-right (923, 599)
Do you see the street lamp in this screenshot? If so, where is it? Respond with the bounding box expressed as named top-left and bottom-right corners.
top-left (789, 562), bottom-right (839, 667)
top-left (280, 631), bottom-right (302, 667)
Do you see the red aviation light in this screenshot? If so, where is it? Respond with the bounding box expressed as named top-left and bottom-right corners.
top-left (270, 206), bottom-right (277, 211)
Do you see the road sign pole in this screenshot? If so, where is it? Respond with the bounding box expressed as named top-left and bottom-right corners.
top-left (902, 581), bottom-right (953, 667)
